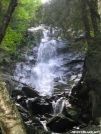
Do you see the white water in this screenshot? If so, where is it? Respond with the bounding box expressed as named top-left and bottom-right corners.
top-left (52, 97), bottom-right (66, 115)
top-left (14, 25), bottom-right (84, 96)
top-left (31, 30), bottom-right (59, 95)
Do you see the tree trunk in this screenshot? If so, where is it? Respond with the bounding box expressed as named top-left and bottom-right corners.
top-left (84, 40), bottom-right (101, 118)
top-left (71, 0), bottom-right (101, 121)
top-left (0, 0), bottom-right (17, 43)
top-left (81, 0), bottom-right (91, 41)
top-left (0, 78), bottom-right (27, 134)
top-left (86, 0), bottom-right (99, 36)
top-left (0, 0), bottom-right (27, 133)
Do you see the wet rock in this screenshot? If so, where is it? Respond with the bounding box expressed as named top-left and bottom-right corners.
top-left (28, 97), bottom-right (52, 115)
top-left (16, 103), bottom-right (45, 132)
top-left (50, 95), bottom-right (59, 101)
top-left (44, 113), bottom-right (53, 118)
top-left (46, 114), bottom-right (77, 133)
top-left (12, 90), bottom-right (26, 97)
top-left (57, 46), bottom-right (69, 54)
top-left (11, 90), bottom-right (28, 109)
top-left (63, 107), bottom-right (79, 121)
top-left (67, 60), bottom-right (84, 65)
top-left (22, 86), bottom-right (40, 98)
top-left (56, 92), bottom-right (66, 98)
top-left (40, 115), bottom-right (46, 121)
top-left (24, 121), bottom-right (51, 134)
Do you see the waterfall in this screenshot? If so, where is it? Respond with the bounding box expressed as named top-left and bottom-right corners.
top-left (14, 25), bottom-right (84, 96)
top-left (52, 97), bottom-right (65, 115)
top-left (30, 29), bottom-right (60, 95)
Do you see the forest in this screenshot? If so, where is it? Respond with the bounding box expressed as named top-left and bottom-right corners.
top-left (0, 0), bottom-right (101, 134)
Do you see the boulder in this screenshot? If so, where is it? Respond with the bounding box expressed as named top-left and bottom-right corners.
top-left (28, 97), bottom-right (52, 115)
top-left (12, 90), bottom-right (26, 97)
top-left (12, 90), bottom-right (28, 109)
top-left (63, 106), bottom-right (79, 121)
top-left (46, 114), bottom-right (77, 133)
top-left (22, 87), bottom-right (40, 98)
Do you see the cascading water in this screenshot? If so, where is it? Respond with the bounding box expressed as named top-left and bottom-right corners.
top-left (14, 25), bottom-right (84, 96)
top-left (31, 32), bottom-right (59, 95)
top-left (52, 97), bottom-right (66, 115)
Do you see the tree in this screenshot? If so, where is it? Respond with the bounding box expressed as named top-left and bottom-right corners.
top-left (0, 0), bottom-right (42, 58)
top-left (74, 0), bottom-right (101, 120)
top-left (0, 0), bottom-right (17, 43)
top-left (0, 0), bottom-right (27, 133)
top-left (37, 0), bottom-right (85, 39)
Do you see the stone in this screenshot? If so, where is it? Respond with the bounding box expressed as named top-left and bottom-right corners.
top-left (16, 103), bottom-right (45, 133)
top-left (12, 90), bottom-right (26, 97)
top-left (63, 107), bottom-right (79, 121)
top-left (22, 87), bottom-right (40, 98)
top-left (46, 114), bottom-right (77, 133)
top-left (28, 97), bottom-right (53, 115)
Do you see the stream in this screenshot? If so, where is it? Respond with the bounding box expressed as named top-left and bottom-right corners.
top-left (14, 25), bottom-right (84, 96)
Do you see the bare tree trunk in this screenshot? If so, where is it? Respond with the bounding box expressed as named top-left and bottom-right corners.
top-left (81, 0), bottom-right (91, 42)
top-left (0, 78), bottom-right (27, 134)
top-left (0, 0), bottom-right (17, 43)
top-left (72, 0), bottom-right (101, 122)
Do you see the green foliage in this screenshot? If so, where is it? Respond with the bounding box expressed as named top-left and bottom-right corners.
top-left (37, 0), bottom-right (85, 39)
top-left (2, 27), bottom-right (22, 51)
top-left (37, 0), bottom-right (101, 41)
top-left (0, 0), bottom-right (42, 62)
top-left (90, 31), bottom-right (94, 37)
top-left (85, 42), bottom-right (88, 51)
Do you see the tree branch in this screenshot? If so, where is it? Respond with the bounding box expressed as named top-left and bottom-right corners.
top-left (0, 0), bottom-right (17, 44)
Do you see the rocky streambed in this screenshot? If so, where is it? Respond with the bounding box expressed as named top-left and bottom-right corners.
top-left (6, 85), bottom-right (98, 134)
top-left (0, 74), bottom-right (100, 134)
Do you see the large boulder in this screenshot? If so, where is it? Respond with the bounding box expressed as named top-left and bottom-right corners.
top-left (46, 114), bottom-right (78, 133)
top-left (63, 106), bottom-right (79, 121)
top-left (28, 97), bottom-right (52, 115)
top-left (21, 86), bottom-right (40, 98)
top-left (12, 90), bottom-right (26, 97)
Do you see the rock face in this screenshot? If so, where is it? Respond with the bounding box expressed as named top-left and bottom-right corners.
top-left (46, 114), bottom-right (77, 133)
